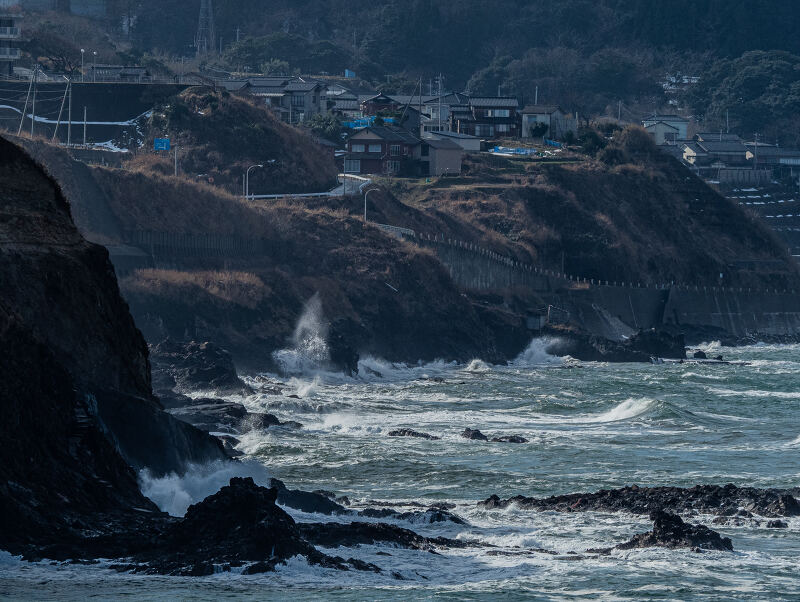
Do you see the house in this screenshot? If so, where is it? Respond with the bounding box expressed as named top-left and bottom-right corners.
top-left (520, 105), bottom-right (576, 139)
top-left (421, 138), bottom-right (462, 176)
top-left (644, 120), bottom-right (681, 145)
top-left (450, 97), bottom-right (520, 138)
top-left (344, 125), bottom-right (421, 175)
top-left (696, 139), bottom-right (749, 167)
top-left (0, 9), bottom-right (20, 77)
top-left (642, 114), bottom-right (689, 141)
top-left (425, 130), bottom-right (481, 153)
top-left (243, 76), bottom-right (327, 124)
top-left (681, 142), bottom-right (708, 166)
top-left (745, 144), bottom-right (800, 169)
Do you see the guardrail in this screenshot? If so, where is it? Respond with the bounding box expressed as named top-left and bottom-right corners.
top-left (375, 223), bottom-right (416, 239)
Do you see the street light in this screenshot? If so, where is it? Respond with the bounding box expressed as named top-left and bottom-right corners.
top-left (80, 49), bottom-right (84, 82)
top-left (364, 187), bottom-right (379, 222)
top-left (245, 164), bottom-right (263, 199)
top-left (92, 51), bottom-right (97, 82)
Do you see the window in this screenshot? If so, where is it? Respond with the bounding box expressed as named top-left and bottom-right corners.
top-left (291, 94), bottom-right (305, 107)
top-left (386, 160), bottom-right (401, 174)
top-left (351, 143), bottom-right (365, 153)
top-left (344, 159), bottom-right (361, 173)
top-left (497, 124), bottom-right (509, 133)
top-left (368, 144), bottom-right (382, 153)
top-left (390, 144), bottom-right (401, 156)
top-left (475, 125), bottom-right (495, 137)
top-left (486, 109), bottom-right (510, 118)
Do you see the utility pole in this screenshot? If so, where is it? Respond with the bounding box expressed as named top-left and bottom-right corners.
top-left (30, 65), bottom-right (38, 138)
top-left (174, 146), bottom-right (178, 176)
top-left (535, 85), bottom-right (538, 105)
top-left (618, 100), bottom-right (621, 121)
top-left (438, 73), bottom-right (443, 132)
top-left (52, 77), bottom-right (70, 142)
top-left (726, 110), bottom-right (730, 134)
top-left (67, 77), bottom-right (72, 146)
top-left (753, 133), bottom-right (759, 171)
top-left (17, 66), bottom-right (33, 136)
top-left (83, 106), bottom-right (87, 146)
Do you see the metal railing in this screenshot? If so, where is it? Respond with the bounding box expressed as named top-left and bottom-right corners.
top-left (0, 27), bottom-right (20, 38)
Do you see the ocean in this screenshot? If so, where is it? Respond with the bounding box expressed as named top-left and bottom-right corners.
top-left (2, 340), bottom-right (799, 600)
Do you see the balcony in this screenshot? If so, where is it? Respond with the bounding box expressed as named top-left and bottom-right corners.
top-left (0, 27), bottom-right (20, 39)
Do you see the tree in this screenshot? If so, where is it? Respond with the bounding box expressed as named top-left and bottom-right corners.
top-left (530, 122), bottom-right (549, 138)
top-left (306, 114), bottom-right (342, 143)
top-left (261, 59), bottom-right (290, 75)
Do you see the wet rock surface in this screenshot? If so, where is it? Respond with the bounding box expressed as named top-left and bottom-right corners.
top-left (616, 510), bottom-right (733, 552)
top-left (544, 328), bottom-right (686, 362)
top-left (298, 521), bottom-right (473, 551)
top-left (479, 484), bottom-right (800, 518)
top-left (150, 339), bottom-right (252, 395)
top-left (388, 428), bottom-right (441, 440)
top-left (461, 428), bottom-right (527, 443)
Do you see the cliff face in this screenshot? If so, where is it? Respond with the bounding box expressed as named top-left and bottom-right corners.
top-left (0, 137), bottom-right (225, 552)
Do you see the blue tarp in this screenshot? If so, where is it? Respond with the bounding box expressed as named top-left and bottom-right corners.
top-left (544, 138), bottom-right (562, 148)
top-left (342, 116), bottom-right (396, 129)
top-left (491, 146), bottom-right (539, 156)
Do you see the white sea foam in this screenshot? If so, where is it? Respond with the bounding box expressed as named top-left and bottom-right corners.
top-left (138, 459), bottom-right (271, 517)
top-left (464, 359), bottom-right (492, 373)
top-left (577, 398), bottom-right (656, 423)
top-left (512, 338), bottom-right (564, 367)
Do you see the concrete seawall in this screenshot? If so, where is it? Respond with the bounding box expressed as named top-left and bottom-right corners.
top-left (421, 236), bottom-right (800, 340)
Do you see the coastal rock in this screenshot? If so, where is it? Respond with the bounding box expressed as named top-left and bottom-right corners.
top-left (270, 478), bottom-right (350, 515)
top-left (150, 339), bottom-right (252, 395)
top-left (693, 350), bottom-right (708, 359)
top-left (479, 484), bottom-right (800, 518)
top-left (142, 477), bottom-right (312, 575)
top-left (462, 428), bottom-right (489, 441)
top-left (491, 435), bottom-right (529, 443)
top-left (616, 510), bottom-right (733, 552)
top-left (298, 521), bottom-right (472, 551)
top-left (544, 328), bottom-right (686, 362)
top-left (767, 519), bottom-right (788, 529)
top-left (388, 428), bottom-right (441, 440)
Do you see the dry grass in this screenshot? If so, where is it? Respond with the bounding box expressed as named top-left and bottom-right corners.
top-left (126, 269), bottom-right (269, 309)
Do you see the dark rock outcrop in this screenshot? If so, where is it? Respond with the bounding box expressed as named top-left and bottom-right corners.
top-left (0, 136), bottom-right (225, 555)
top-left (462, 428), bottom-right (489, 441)
top-left (388, 428), bottom-right (441, 440)
top-left (479, 484), bottom-right (800, 518)
top-left (270, 478), bottom-right (350, 515)
top-left (461, 428), bottom-right (527, 443)
top-left (544, 328), bottom-right (686, 362)
top-left (616, 510), bottom-right (733, 552)
top-left (298, 521), bottom-right (472, 551)
top-left (150, 339), bottom-right (252, 395)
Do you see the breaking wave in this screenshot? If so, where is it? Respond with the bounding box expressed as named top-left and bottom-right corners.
top-left (139, 459), bottom-right (271, 517)
top-left (272, 293), bottom-right (331, 375)
top-left (512, 338), bottom-right (565, 367)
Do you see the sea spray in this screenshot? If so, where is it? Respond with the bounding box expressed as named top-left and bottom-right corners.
top-left (511, 337), bottom-right (565, 367)
top-left (139, 459), bottom-right (271, 517)
top-left (272, 293), bottom-right (331, 375)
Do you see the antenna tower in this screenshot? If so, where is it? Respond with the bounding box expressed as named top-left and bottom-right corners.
top-left (195, 0), bottom-right (216, 57)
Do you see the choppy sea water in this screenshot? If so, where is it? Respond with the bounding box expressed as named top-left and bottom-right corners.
top-left (3, 340), bottom-right (800, 601)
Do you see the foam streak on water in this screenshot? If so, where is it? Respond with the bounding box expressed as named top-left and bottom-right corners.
top-left (4, 341), bottom-right (800, 600)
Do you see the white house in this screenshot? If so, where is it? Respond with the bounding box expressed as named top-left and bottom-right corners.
top-left (520, 105), bottom-right (575, 139)
top-left (642, 114), bottom-right (689, 142)
top-left (644, 121), bottom-right (681, 145)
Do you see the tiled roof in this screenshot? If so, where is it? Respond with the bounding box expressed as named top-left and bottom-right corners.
top-left (697, 140), bottom-right (748, 153)
top-left (642, 114), bottom-right (689, 122)
top-left (351, 125), bottom-right (421, 144)
top-left (521, 104), bottom-right (562, 114)
top-left (425, 138), bottom-right (462, 150)
top-left (470, 97), bottom-right (519, 108)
